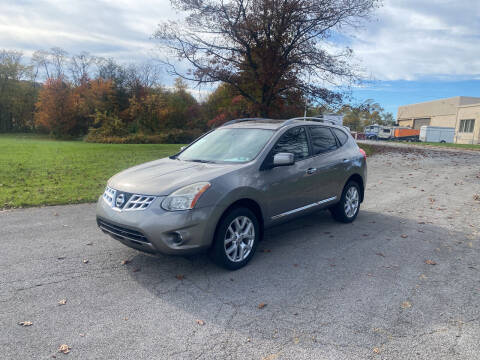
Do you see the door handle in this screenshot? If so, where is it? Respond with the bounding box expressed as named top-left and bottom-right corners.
top-left (306, 168), bottom-right (317, 174)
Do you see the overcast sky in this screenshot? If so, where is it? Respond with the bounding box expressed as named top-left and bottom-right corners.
top-left (1, 0), bottom-right (479, 113)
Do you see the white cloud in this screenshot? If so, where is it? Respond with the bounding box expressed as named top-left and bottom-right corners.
top-left (0, 0), bottom-right (479, 84)
top-left (0, 0), bottom-right (175, 61)
top-left (350, 0), bottom-right (480, 81)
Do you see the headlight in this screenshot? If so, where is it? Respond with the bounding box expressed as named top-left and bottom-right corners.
top-left (161, 182), bottom-right (211, 211)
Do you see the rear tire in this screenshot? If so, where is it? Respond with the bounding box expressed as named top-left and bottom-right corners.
top-left (210, 207), bottom-right (259, 270)
top-left (330, 181), bottom-right (361, 223)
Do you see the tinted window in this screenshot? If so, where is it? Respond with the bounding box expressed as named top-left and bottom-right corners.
top-left (310, 127), bottom-right (338, 154)
top-left (271, 127), bottom-right (309, 161)
top-left (333, 128), bottom-right (348, 145)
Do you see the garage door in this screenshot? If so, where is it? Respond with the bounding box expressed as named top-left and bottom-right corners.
top-left (413, 118), bottom-right (431, 129)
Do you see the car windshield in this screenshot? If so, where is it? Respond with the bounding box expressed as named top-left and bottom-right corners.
top-left (177, 128), bottom-right (274, 163)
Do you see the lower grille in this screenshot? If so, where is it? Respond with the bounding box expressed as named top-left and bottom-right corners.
top-left (97, 218), bottom-right (150, 244)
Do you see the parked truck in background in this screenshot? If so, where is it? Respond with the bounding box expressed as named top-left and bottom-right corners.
top-left (364, 125), bottom-right (420, 141)
top-left (377, 127), bottom-right (394, 140)
top-left (364, 124), bottom-right (380, 139)
top-left (393, 128), bottom-right (420, 141)
top-left (419, 126), bottom-right (455, 143)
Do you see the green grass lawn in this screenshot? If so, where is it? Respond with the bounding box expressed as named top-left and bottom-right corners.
top-left (0, 134), bottom-right (182, 209)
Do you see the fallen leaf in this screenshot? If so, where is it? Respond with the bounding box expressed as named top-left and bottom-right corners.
top-left (262, 354), bottom-right (279, 360)
top-left (18, 321), bottom-right (33, 326)
top-left (373, 347), bottom-right (381, 354)
top-left (175, 274), bottom-right (185, 280)
top-left (58, 299), bottom-right (67, 306)
top-left (418, 221), bottom-right (425, 224)
top-left (425, 259), bottom-right (437, 265)
top-left (53, 212), bottom-right (59, 216)
top-left (57, 256), bottom-right (66, 260)
top-left (258, 302), bottom-right (267, 309)
top-left (196, 319), bottom-right (205, 326)
top-left (293, 337), bottom-right (299, 344)
top-left (85, 242), bottom-right (93, 246)
top-left (79, 333), bottom-right (85, 337)
top-left (121, 260), bottom-right (130, 265)
top-left (401, 234), bottom-right (408, 238)
top-left (375, 252), bottom-right (385, 257)
top-left (82, 259), bottom-right (89, 264)
top-left (401, 301), bottom-right (412, 309)
top-left (58, 344), bottom-right (71, 354)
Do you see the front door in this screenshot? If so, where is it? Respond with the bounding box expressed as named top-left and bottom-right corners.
top-left (260, 126), bottom-right (319, 220)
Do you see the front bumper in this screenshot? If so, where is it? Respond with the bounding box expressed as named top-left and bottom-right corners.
top-left (96, 196), bottom-right (218, 255)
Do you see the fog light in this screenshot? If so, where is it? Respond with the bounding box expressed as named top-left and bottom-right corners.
top-left (171, 232), bottom-right (184, 245)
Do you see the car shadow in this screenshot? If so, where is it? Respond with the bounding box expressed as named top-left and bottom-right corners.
top-left (122, 209), bottom-right (477, 351)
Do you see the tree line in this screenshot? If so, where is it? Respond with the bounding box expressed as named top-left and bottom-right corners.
top-left (0, 46), bottom-right (392, 141)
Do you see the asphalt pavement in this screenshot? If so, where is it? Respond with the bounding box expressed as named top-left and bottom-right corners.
top-left (1, 148), bottom-right (479, 359)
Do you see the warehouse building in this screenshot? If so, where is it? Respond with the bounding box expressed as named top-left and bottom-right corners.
top-left (397, 96), bottom-right (480, 144)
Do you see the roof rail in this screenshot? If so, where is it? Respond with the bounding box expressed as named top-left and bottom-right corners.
top-left (221, 118), bottom-right (270, 126)
top-left (287, 116), bottom-right (337, 125)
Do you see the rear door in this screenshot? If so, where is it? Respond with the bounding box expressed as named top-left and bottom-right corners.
top-left (261, 126), bottom-right (319, 220)
top-left (307, 126), bottom-right (348, 202)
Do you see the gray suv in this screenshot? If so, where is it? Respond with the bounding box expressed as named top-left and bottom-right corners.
top-left (96, 118), bottom-right (367, 269)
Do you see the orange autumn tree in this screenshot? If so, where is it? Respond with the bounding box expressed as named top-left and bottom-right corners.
top-left (35, 78), bottom-right (80, 138)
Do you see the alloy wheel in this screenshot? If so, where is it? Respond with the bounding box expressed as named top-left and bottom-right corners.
top-left (224, 216), bottom-right (255, 262)
top-left (344, 186), bottom-right (359, 218)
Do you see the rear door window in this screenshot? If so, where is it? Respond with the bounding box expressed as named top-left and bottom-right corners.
top-left (309, 126), bottom-right (338, 155)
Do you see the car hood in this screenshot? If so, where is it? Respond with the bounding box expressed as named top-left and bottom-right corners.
top-left (108, 158), bottom-right (240, 195)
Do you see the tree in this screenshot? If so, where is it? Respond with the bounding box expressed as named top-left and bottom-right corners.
top-left (70, 52), bottom-right (97, 86)
top-left (0, 50), bottom-right (36, 132)
top-left (34, 78), bottom-right (79, 138)
top-left (338, 99), bottom-right (394, 131)
top-left (155, 0), bottom-right (379, 117)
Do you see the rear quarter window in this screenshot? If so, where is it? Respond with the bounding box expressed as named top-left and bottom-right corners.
top-left (332, 128), bottom-right (348, 146)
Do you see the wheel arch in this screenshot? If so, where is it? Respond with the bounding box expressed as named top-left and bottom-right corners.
top-left (213, 198), bottom-right (265, 245)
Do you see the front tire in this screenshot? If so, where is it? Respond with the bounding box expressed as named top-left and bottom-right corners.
top-left (210, 207), bottom-right (260, 270)
top-left (330, 181), bottom-right (361, 223)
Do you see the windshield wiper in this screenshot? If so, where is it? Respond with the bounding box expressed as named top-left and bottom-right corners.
top-left (187, 159), bottom-right (215, 163)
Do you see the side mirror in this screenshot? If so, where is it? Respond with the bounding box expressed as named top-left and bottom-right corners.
top-left (273, 152), bottom-right (295, 167)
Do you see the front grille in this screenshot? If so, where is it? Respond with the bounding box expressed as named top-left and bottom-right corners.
top-left (124, 195), bottom-right (156, 210)
top-left (103, 186), bottom-right (116, 206)
top-left (97, 218), bottom-right (150, 244)
top-left (102, 186), bottom-right (156, 211)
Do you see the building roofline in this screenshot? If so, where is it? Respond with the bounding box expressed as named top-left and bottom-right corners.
top-left (457, 102), bottom-right (480, 108)
top-left (398, 96), bottom-right (480, 108)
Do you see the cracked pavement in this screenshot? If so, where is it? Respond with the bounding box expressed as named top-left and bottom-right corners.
top-left (1, 147), bottom-right (479, 359)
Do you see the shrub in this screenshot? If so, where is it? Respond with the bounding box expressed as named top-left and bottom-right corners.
top-left (84, 128), bottom-right (204, 144)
